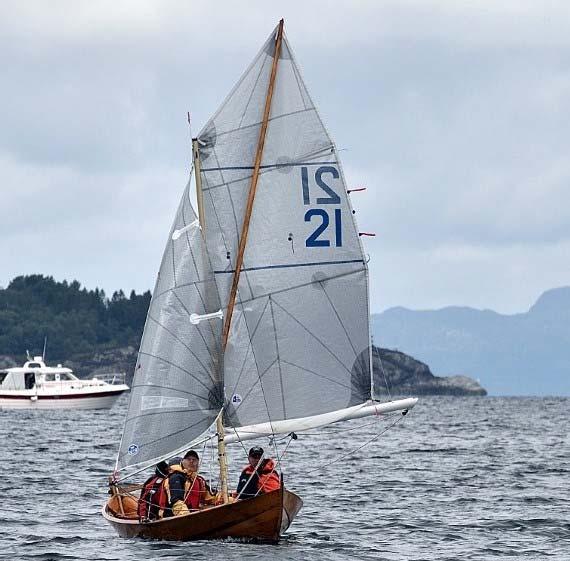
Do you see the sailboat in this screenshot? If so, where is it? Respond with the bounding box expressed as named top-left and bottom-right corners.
top-left (103, 19), bottom-right (417, 542)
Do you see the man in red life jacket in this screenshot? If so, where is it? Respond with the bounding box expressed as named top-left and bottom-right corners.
top-left (163, 450), bottom-right (218, 516)
top-left (137, 461), bottom-right (170, 521)
top-left (236, 446), bottom-right (280, 499)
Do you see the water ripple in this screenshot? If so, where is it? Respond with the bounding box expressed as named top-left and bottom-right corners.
top-left (1, 396), bottom-right (569, 560)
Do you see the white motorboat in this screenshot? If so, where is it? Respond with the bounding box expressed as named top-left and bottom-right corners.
top-left (0, 356), bottom-right (129, 410)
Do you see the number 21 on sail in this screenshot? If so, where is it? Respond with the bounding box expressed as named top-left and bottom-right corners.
top-left (301, 165), bottom-right (343, 248)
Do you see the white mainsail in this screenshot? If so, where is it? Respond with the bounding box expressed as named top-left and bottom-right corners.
top-left (196, 26), bottom-right (373, 431)
top-left (116, 180), bottom-right (223, 472)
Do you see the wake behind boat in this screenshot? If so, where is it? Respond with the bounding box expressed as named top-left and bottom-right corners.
top-left (103, 19), bottom-right (417, 543)
top-left (0, 356), bottom-right (129, 410)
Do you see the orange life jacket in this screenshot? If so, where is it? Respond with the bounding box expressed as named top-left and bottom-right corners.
top-left (257, 459), bottom-right (281, 493)
top-left (239, 458), bottom-right (281, 496)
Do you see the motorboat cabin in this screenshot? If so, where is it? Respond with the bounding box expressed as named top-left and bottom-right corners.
top-left (0, 356), bottom-right (129, 409)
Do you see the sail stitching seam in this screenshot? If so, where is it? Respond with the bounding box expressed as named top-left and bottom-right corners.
top-left (206, 106), bottom-right (315, 143)
top-left (238, 45), bottom-right (269, 130)
top-left (129, 382), bottom-right (211, 398)
top-left (170, 289), bottom-right (217, 369)
top-left (290, 45), bottom-right (309, 111)
top-left (224, 297), bottom-right (271, 417)
top-left (153, 277), bottom-right (218, 301)
top-left (270, 299), bottom-right (352, 376)
top-left (202, 161), bottom-right (337, 172)
top-left (269, 295), bottom-right (287, 419)
top-left (227, 300), bottom-right (277, 436)
top-left (137, 344), bottom-right (213, 394)
top-left (319, 281), bottom-right (359, 357)
top-left (200, 147), bottom-right (334, 192)
top-left (229, 267), bottom-right (366, 307)
top-left (280, 359), bottom-right (352, 391)
top-left (214, 259), bottom-right (363, 274)
top-left (145, 307), bottom-right (215, 384)
top-left (231, 357), bottom-right (279, 414)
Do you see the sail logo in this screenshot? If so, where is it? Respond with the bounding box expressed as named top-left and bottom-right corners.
top-left (301, 166), bottom-right (342, 248)
top-left (231, 393), bottom-right (243, 405)
top-left (127, 444), bottom-right (139, 456)
top-left (141, 396), bottom-right (189, 410)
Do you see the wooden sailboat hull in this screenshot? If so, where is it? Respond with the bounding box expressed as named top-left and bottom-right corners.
top-left (102, 487), bottom-right (302, 543)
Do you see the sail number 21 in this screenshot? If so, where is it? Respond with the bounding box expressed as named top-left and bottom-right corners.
top-left (301, 166), bottom-right (342, 247)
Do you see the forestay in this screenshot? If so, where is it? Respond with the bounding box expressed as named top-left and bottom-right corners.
top-left (196, 26), bottom-right (373, 431)
top-left (116, 180), bottom-right (223, 472)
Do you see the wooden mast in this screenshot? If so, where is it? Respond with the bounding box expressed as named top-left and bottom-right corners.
top-left (196, 19), bottom-right (284, 505)
top-left (221, 18), bottom-right (284, 350)
top-left (193, 136), bottom-right (230, 504)
top-left (192, 138), bottom-right (205, 230)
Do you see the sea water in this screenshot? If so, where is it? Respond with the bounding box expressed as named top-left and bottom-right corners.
top-left (1, 396), bottom-right (568, 560)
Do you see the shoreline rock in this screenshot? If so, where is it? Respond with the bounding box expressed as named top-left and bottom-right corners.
top-left (374, 347), bottom-right (487, 396)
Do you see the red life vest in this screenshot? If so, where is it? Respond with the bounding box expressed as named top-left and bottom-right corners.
top-left (184, 475), bottom-right (206, 510)
top-left (138, 474), bottom-right (169, 520)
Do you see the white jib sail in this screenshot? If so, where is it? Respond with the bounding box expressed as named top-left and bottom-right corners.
top-left (116, 178), bottom-right (224, 473)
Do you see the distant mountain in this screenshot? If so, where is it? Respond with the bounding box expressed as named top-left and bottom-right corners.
top-left (372, 287), bottom-right (570, 396)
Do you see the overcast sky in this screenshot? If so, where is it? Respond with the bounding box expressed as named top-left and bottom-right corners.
top-left (1, 1), bottom-right (569, 314)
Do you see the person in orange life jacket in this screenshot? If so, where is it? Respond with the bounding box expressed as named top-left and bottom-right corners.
top-left (236, 446), bottom-right (280, 499)
top-left (164, 450), bottom-right (218, 516)
top-left (137, 460), bottom-right (170, 521)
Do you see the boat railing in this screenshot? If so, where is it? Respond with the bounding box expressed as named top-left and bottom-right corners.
top-left (94, 372), bottom-right (127, 386)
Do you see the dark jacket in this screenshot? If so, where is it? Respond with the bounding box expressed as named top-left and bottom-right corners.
top-left (236, 458), bottom-right (280, 499)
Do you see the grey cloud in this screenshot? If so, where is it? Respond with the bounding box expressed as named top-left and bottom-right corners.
top-left (1, 1), bottom-right (569, 313)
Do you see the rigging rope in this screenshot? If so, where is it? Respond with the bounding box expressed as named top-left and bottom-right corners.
top-left (303, 413), bottom-right (407, 475)
top-left (375, 345), bottom-right (393, 401)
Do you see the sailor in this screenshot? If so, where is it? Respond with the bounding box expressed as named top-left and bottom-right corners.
top-left (137, 460), bottom-right (170, 521)
top-left (236, 446), bottom-right (280, 499)
top-left (163, 450), bottom-right (218, 516)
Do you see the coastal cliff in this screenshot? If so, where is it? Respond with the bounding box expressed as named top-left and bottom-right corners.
top-left (373, 347), bottom-right (487, 396)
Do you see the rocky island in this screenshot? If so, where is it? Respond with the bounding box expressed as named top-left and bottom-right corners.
top-left (0, 275), bottom-right (487, 396)
top-left (373, 347), bottom-right (487, 396)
